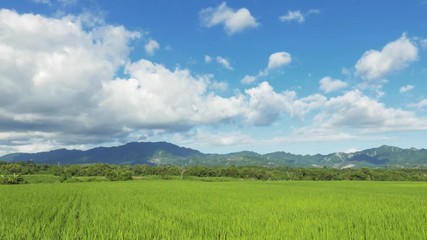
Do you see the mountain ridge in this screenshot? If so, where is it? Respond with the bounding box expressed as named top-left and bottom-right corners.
top-left (1, 142), bottom-right (426, 168)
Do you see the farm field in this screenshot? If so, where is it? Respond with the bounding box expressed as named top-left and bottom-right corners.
top-left (1, 180), bottom-right (426, 239)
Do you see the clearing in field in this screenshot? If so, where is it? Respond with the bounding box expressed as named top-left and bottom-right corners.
top-left (1, 180), bottom-right (426, 239)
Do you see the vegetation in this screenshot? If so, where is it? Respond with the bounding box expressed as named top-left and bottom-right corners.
top-left (105, 168), bottom-right (133, 181)
top-left (1, 161), bottom-right (427, 184)
top-left (23, 174), bottom-right (60, 184)
top-left (0, 173), bottom-right (25, 184)
top-left (0, 180), bottom-right (426, 239)
top-left (2, 142), bottom-right (427, 168)
top-left (1, 161), bottom-right (425, 238)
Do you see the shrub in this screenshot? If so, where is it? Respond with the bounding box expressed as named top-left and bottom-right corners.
top-left (105, 169), bottom-right (133, 181)
top-left (0, 174), bottom-right (26, 184)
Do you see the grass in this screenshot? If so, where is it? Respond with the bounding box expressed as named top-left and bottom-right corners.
top-left (20, 175), bottom-right (106, 184)
top-left (1, 180), bottom-right (426, 239)
top-left (22, 174), bottom-right (60, 184)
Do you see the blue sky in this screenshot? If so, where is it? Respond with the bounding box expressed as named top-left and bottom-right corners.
top-left (0, 0), bottom-right (426, 155)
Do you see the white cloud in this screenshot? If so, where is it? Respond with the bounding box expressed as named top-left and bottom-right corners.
top-left (31, 0), bottom-right (77, 7)
top-left (173, 85), bottom-right (427, 152)
top-left (399, 85), bottom-right (415, 94)
top-left (341, 67), bottom-right (352, 78)
top-left (319, 76), bottom-right (348, 93)
top-left (241, 75), bottom-right (256, 84)
top-left (408, 99), bottom-right (427, 109)
top-left (268, 52), bottom-right (292, 69)
top-left (0, 9), bottom-right (138, 111)
top-left (265, 131), bottom-right (364, 145)
top-left (375, 89), bottom-right (385, 99)
top-left (101, 74), bottom-right (322, 130)
top-left (99, 60), bottom-right (245, 129)
top-left (58, 0), bottom-right (78, 6)
top-left (278, 90), bottom-right (427, 148)
top-left (355, 34), bottom-right (418, 80)
top-left (32, 0), bottom-right (51, 4)
top-left (2, 9), bottom-right (323, 154)
top-left (242, 51), bottom-right (292, 84)
top-left (0, 9), bottom-right (141, 152)
top-left (199, 2), bottom-right (259, 35)
top-left (279, 9), bottom-right (320, 23)
top-left (174, 129), bottom-right (254, 148)
top-left (279, 11), bottom-right (304, 23)
top-left (205, 55), bottom-right (233, 70)
top-left (210, 81), bottom-right (228, 92)
top-left (291, 93), bottom-right (328, 119)
top-left (216, 56), bottom-right (233, 70)
top-left (144, 39), bottom-right (160, 56)
top-left (204, 55), bottom-right (212, 63)
top-left (344, 147), bottom-right (359, 153)
top-left (243, 82), bottom-right (326, 125)
top-left (312, 90), bottom-right (427, 132)
top-left (2, 9), bottom-right (425, 156)
top-left (243, 82), bottom-right (289, 126)
top-left (421, 39), bottom-right (427, 49)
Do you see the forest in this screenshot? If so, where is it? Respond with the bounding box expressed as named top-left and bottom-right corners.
top-left (1, 160), bottom-right (426, 184)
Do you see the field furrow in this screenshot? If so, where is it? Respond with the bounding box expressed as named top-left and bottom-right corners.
top-left (1, 181), bottom-right (426, 239)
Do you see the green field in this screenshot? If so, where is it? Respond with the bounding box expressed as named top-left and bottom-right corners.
top-left (1, 180), bottom-right (426, 239)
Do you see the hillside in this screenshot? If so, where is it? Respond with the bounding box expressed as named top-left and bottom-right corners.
top-left (0, 142), bottom-right (202, 165)
top-left (1, 142), bottom-right (426, 168)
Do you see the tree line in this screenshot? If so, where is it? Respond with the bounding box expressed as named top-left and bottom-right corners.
top-left (1, 161), bottom-right (426, 184)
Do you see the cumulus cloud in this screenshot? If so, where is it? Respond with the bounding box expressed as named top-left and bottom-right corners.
top-left (205, 55), bottom-right (233, 70)
top-left (242, 51), bottom-right (292, 84)
top-left (2, 9), bottom-right (425, 156)
top-left (99, 60), bottom-right (245, 130)
top-left (243, 82), bottom-right (289, 126)
top-left (319, 76), bottom-right (348, 93)
top-left (241, 75), bottom-right (256, 84)
top-left (272, 90), bottom-right (427, 150)
top-left (0, 9), bottom-right (141, 152)
top-left (408, 99), bottom-right (427, 109)
top-left (0, 9), bottom-right (322, 154)
top-left (0, 9), bottom-right (139, 112)
top-left (173, 129), bottom-right (254, 148)
top-left (399, 85), bottom-right (415, 94)
top-left (243, 82), bottom-right (326, 125)
top-left (268, 52), bottom-right (292, 69)
top-left (265, 130), bottom-right (364, 145)
top-left (216, 56), bottom-right (233, 70)
top-left (279, 11), bottom-right (304, 23)
top-left (312, 90), bottom-right (427, 132)
top-left (210, 81), bottom-right (228, 92)
top-left (279, 9), bottom-right (320, 23)
top-left (144, 39), bottom-right (160, 56)
top-left (199, 2), bottom-right (259, 35)
top-left (355, 34), bottom-right (418, 80)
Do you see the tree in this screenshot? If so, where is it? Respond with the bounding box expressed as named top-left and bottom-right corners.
top-left (105, 168), bottom-right (133, 181)
top-left (0, 174), bottom-right (26, 184)
top-left (179, 166), bottom-right (187, 179)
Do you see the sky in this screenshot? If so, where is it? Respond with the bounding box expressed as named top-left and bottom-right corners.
top-left (0, 0), bottom-right (427, 155)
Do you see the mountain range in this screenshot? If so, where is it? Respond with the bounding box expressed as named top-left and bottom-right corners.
top-left (1, 142), bottom-right (427, 168)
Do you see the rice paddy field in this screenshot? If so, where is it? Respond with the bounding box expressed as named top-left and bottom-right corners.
top-left (1, 180), bottom-right (426, 239)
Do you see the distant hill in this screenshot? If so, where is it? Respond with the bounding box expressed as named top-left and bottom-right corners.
top-left (0, 142), bottom-right (202, 165)
top-left (1, 142), bottom-right (426, 168)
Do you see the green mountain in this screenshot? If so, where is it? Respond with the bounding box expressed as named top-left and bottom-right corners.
top-left (1, 143), bottom-right (426, 168)
top-left (0, 142), bottom-right (202, 165)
